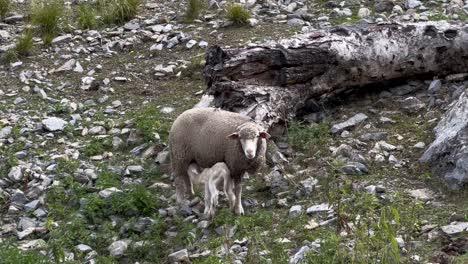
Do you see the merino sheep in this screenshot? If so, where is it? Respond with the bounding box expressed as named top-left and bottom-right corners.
top-left (187, 162), bottom-right (235, 218)
top-left (169, 107), bottom-right (270, 215)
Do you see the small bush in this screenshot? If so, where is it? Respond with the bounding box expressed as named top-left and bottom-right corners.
top-left (134, 105), bottom-right (171, 142)
top-left (225, 3), bottom-right (250, 26)
top-left (185, 0), bottom-right (204, 22)
top-left (77, 4), bottom-right (98, 29)
top-left (0, 0), bottom-right (11, 18)
top-left (15, 29), bottom-right (34, 56)
top-left (30, 0), bottom-right (64, 43)
top-left (0, 241), bottom-right (51, 264)
top-left (1, 49), bottom-right (17, 64)
top-left (288, 121), bottom-right (331, 155)
top-left (99, 0), bottom-right (140, 25)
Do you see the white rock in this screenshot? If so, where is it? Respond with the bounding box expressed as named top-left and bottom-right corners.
top-left (289, 205), bottom-right (302, 217)
top-left (168, 249), bottom-right (189, 262)
top-left (306, 203), bottom-right (332, 214)
top-left (108, 240), bottom-right (128, 257)
top-left (440, 222), bottom-right (468, 235)
top-left (408, 188), bottom-right (434, 201)
top-left (0, 126), bottom-right (12, 139)
top-left (358, 7), bottom-right (371, 18)
top-left (99, 187), bottom-right (122, 198)
top-left (413, 142), bottom-right (426, 149)
top-left (198, 40), bottom-right (208, 49)
top-left (42, 117), bottom-right (68, 131)
top-left (186, 39), bottom-right (197, 49)
top-left (8, 166), bottom-right (23, 182)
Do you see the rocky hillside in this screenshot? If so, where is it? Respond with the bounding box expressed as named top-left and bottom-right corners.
top-left (0, 0), bottom-right (467, 263)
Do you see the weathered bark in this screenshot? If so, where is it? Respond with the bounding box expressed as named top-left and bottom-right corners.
top-left (203, 22), bottom-right (468, 127)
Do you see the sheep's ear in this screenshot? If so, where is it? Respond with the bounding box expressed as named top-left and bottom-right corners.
top-left (259, 132), bottom-right (271, 140)
top-left (227, 133), bottom-right (239, 139)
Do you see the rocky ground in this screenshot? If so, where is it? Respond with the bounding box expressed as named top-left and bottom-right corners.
top-left (0, 0), bottom-right (467, 263)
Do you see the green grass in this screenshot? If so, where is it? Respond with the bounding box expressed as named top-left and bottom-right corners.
top-left (0, 0), bottom-right (10, 18)
top-left (185, 0), bottom-right (204, 22)
top-left (83, 137), bottom-right (112, 157)
top-left (95, 169), bottom-right (121, 189)
top-left (1, 49), bottom-right (17, 64)
top-left (133, 105), bottom-right (171, 142)
top-left (287, 121), bottom-right (331, 157)
top-left (0, 242), bottom-right (51, 264)
top-left (30, 0), bottom-right (64, 45)
top-left (77, 4), bottom-right (98, 29)
top-left (98, 0), bottom-right (141, 25)
top-left (15, 29), bottom-right (34, 56)
top-left (225, 3), bottom-right (251, 26)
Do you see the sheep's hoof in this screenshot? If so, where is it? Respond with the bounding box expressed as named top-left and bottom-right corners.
top-left (235, 205), bottom-right (244, 215)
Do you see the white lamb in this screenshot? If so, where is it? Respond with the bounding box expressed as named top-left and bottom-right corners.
top-left (187, 162), bottom-right (235, 219)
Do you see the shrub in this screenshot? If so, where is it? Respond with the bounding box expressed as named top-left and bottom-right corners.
top-left (15, 29), bottom-right (34, 56)
top-left (185, 0), bottom-right (204, 22)
top-left (225, 3), bottom-right (250, 26)
top-left (0, 241), bottom-right (51, 264)
top-left (288, 121), bottom-right (331, 155)
top-left (77, 4), bottom-right (98, 29)
top-left (0, 0), bottom-right (11, 18)
top-left (30, 0), bottom-right (64, 43)
top-left (98, 0), bottom-right (140, 25)
top-left (1, 49), bottom-right (17, 64)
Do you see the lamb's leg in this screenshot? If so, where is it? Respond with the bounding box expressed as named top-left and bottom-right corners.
top-left (233, 176), bottom-right (244, 215)
top-left (203, 181), bottom-right (211, 217)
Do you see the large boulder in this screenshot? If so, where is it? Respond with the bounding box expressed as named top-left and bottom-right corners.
top-left (420, 88), bottom-right (468, 190)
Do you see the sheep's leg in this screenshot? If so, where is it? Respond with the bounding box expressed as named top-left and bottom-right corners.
top-left (233, 176), bottom-right (244, 215)
top-left (174, 164), bottom-right (191, 204)
top-left (225, 178), bottom-right (236, 210)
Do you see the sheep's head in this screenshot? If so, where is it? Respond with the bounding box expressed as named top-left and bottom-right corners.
top-left (228, 123), bottom-right (270, 160)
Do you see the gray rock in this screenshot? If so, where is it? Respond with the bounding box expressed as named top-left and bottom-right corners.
top-left (331, 113), bottom-right (368, 134)
top-left (342, 162), bottom-right (368, 175)
top-left (289, 205), bottom-right (302, 217)
top-left (123, 21), bottom-right (140, 31)
top-left (99, 187), bottom-right (122, 198)
top-left (24, 200), bottom-right (40, 212)
top-left (76, 244), bottom-right (92, 253)
top-left (168, 249), bottom-right (189, 262)
top-left (440, 222), bottom-right (468, 235)
top-left (0, 126), bottom-right (12, 138)
top-left (125, 165), bottom-right (144, 175)
top-left (88, 126), bottom-right (106, 135)
top-left (390, 84), bottom-right (418, 95)
top-left (17, 228), bottom-right (35, 240)
top-left (374, 1), bottom-right (394, 12)
top-left (18, 217), bottom-right (36, 231)
top-left (55, 59), bottom-right (76, 72)
top-left (408, 188), bottom-right (434, 201)
top-left (150, 43), bottom-right (163, 51)
top-left (287, 18), bottom-right (305, 26)
top-left (420, 89), bottom-right (468, 189)
top-left (289, 245), bottom-right (311, 264)
top-left (358, 8), bottom-right (371, 18)
top-left (198, 40), bottom-right (208, 49)
top-left (401, 96), bottom-right (425, 113)
top-left (8, 166), bottom-right (23, 182)
top-left (360, 132), bottom-right (388, 141)
top-left (306, 203), bottom-right (332, 214)
top-left (406, 0), bottom-right (422, 9)
top-left (428, 80), bottom-right (442, 94)
top-left (4, 15), bottom-right (24, 24)
top-left (413, 142), bottom-right (426, 149)
top-left (52, 34), bottom-right (72, 44)
top-left (108, 240), bottom-right (129, 257)
top-left (11, 189), bottom-right (28, 206)
top-left (42, 117), bottom-right (67, 132)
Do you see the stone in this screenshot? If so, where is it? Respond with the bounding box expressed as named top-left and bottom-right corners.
top-left (358, 7), bottom-right (371, 18)
top-left (42, 117), bottom-right (67, 132)
top-left (150, 43), bottom-right (163, 51)
top-left (76, 244), bottom-right (92, 253)
top-left (374, 1), bottom-right (394, 12)
top-left (428, 80), bottom-right (442, 94)
top-left (10, 189), bottom-right (27, 206)
top-left (125, 165), bottom-right (144, 175)
top-left (393, 5), bottom-right (404, 14)
top-left (408, 188), bottom-right (434, 201)
top-left (287, 18), bottom-right (305, 26)
top-left (123, 21), bottom-right (140, 31)
top-left (17, 228), bottom-right (35, 240)
top-left (289, 245), bottom-right (311, 264)
top-left (168, 249), bottom-right (189, 262)
top-left (306, 203), bottom-right (332, 214)
top-left (342, 162), bottom-right (368, 175)
top-left (360, 132), bottom-right (388, 141)
top-left (413, 142), bottom-right (426, 149)
top-left (289, 205), bottom-right (302, 217)
top-left (88, 126), bottom-right (106, 135)
top-left (331, 113), bottom-right (368, 134)
top-left (18, 217), bottom-right (36, 231)
top-left (406, 0), bottom-right (422, 9)
top-left (420, 89), bottom-right (468, 189)
top-left (99, 187), bottom-right (122, 198)
top-left (8, 166), bottom-right (23, 182)
top-left (186, 39), bottom-right (197, 49)
top-left (52, 34), bottom-right (72, 44)
top-left (108, 240), bottom-right (128, 257)
top-left (56, 59), bottom-right (76, 72)
top-left (440, 222), bottom-right (468, 235)
top-left (401, 97), bottom-right (425, 113)
top-left (0, 126), bottom-right (12, 138)
top-left (199, 40), bottom-right (208, 49)
top-left (24, 200), bottom-right (40, 212)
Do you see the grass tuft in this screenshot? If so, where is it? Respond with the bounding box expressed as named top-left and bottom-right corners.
top-left (77, 4), bottom-right (98, 29)
top-left (0, 0), bottom-right (11, 18)
top-left (15, 29), bottom-right (34, 56)
top-left (98, 0), bottom-right (140, 25)
top-left (225, 3), bottom-right (250, 26)
top-left (185, 0), bottom-right (204, 22)
top-left (30, 0), bottom-right (64, 44)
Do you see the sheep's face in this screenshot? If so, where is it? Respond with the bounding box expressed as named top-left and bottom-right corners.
top-left (228, 125), bottom-right (271, 160)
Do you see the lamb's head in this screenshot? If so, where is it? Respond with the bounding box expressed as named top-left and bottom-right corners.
top-left (228, 123), bottom-right (271, 160)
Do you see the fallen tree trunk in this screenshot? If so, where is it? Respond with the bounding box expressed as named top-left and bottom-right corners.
top-left (203, 22), bottom-right (468, 128)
